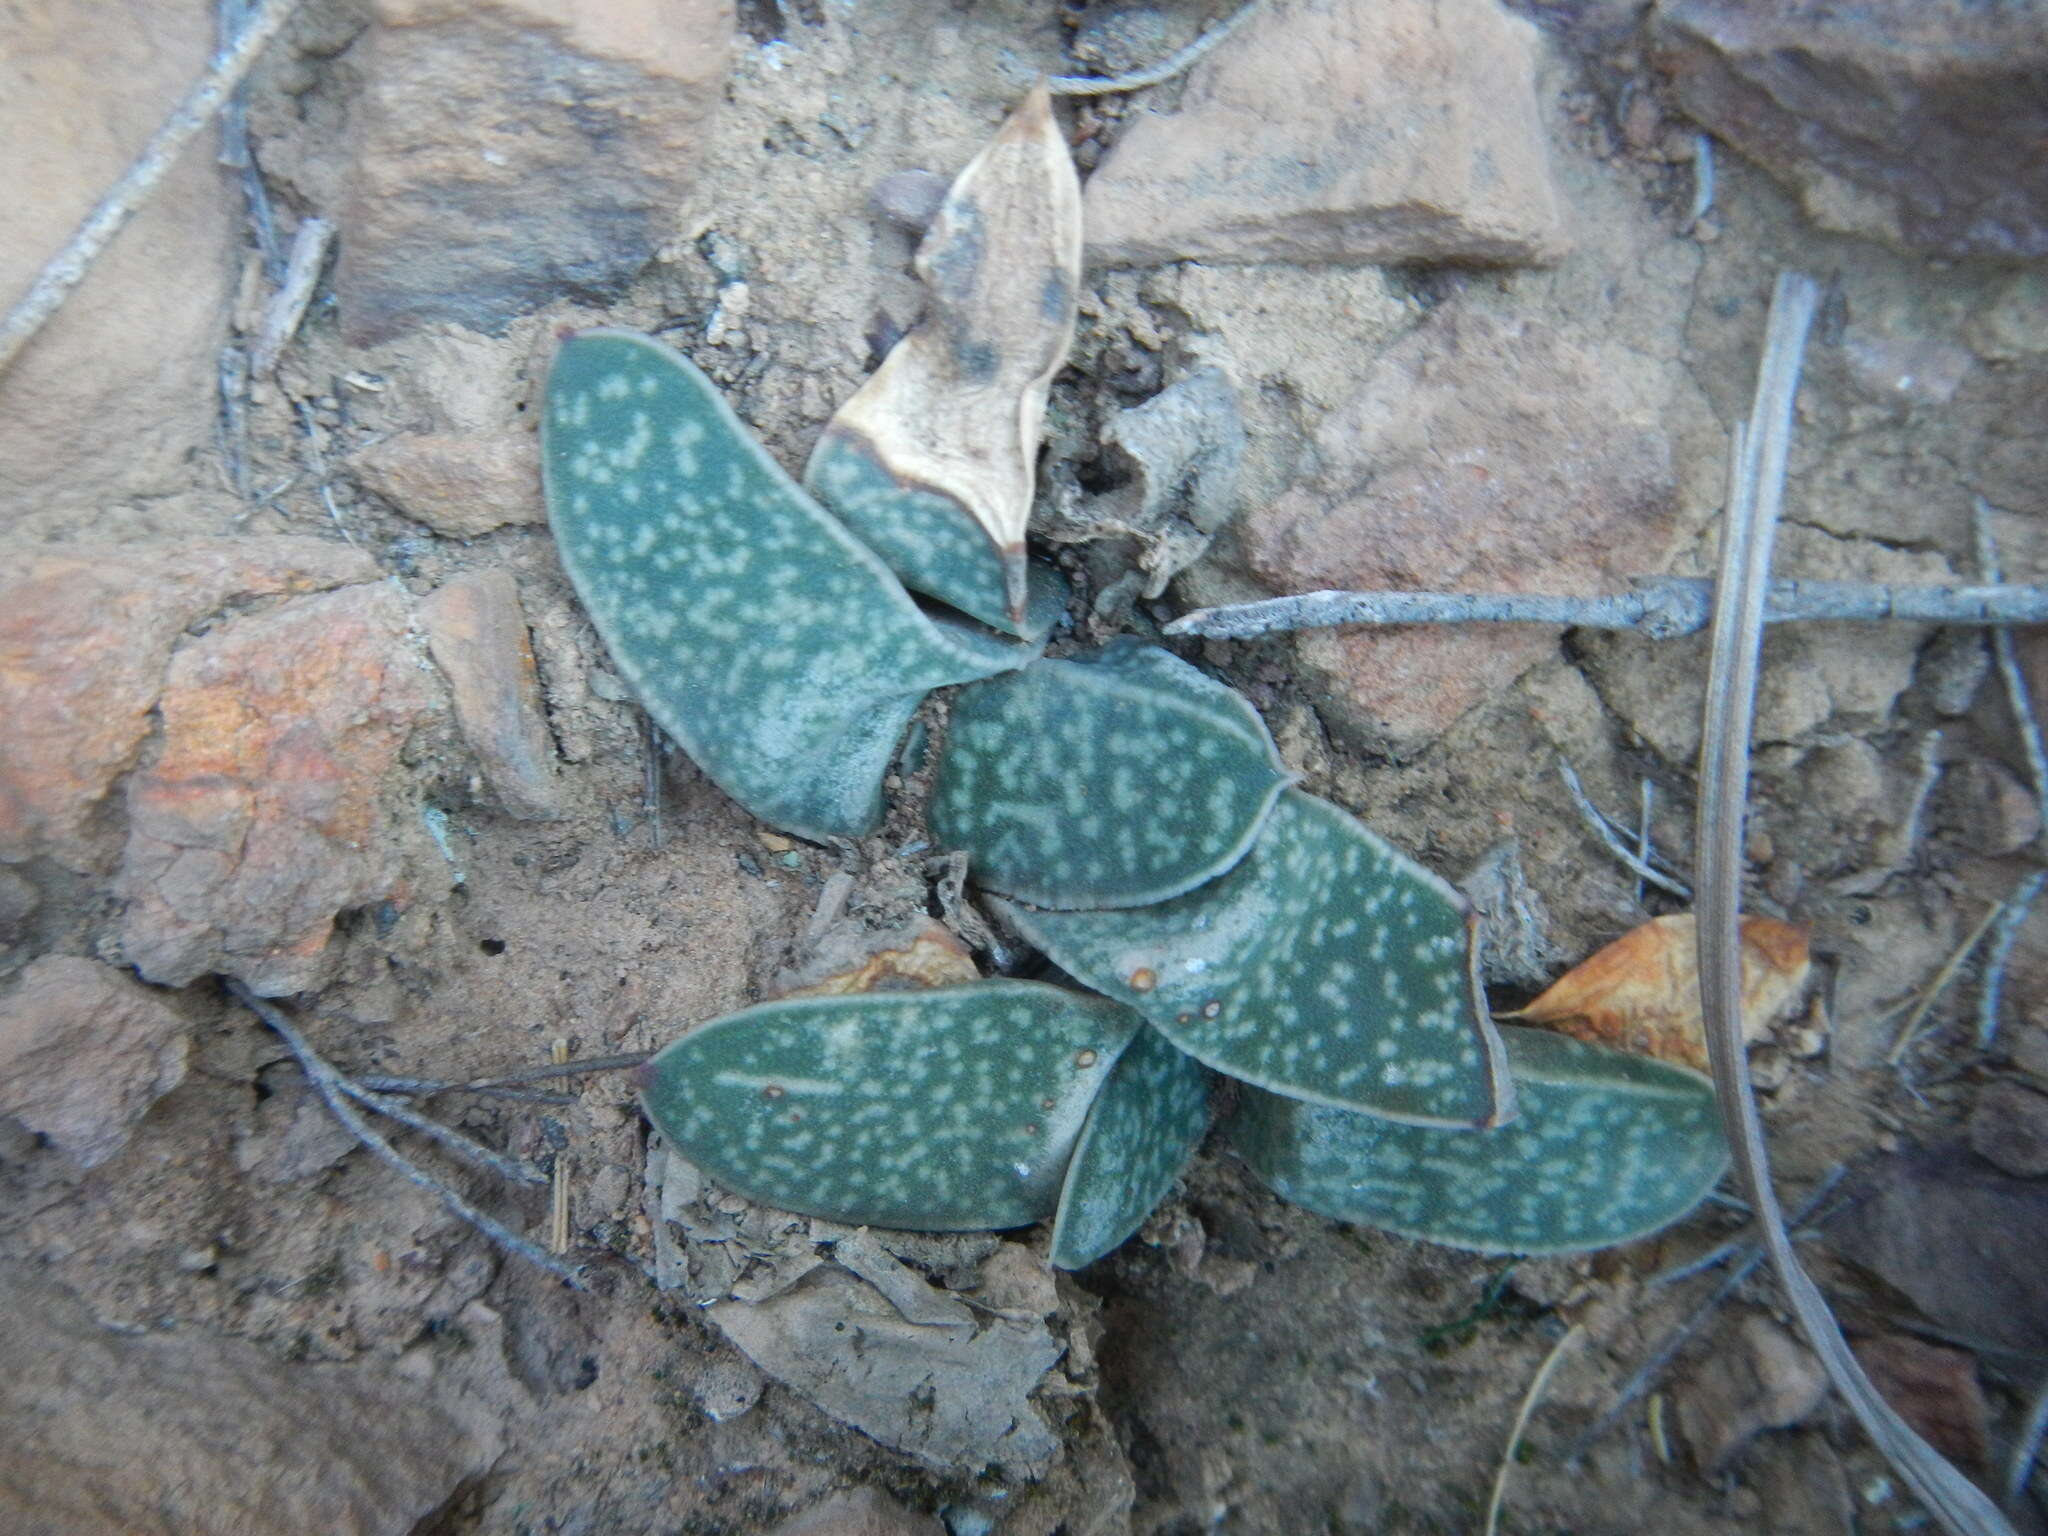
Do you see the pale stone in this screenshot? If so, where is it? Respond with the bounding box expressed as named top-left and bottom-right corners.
top-left (1085, 0), bottom-right (1566, 269)
top-left (0, 957), bottom-right (189, 1169)
top-left (0, 3), bottom-right (239, 521)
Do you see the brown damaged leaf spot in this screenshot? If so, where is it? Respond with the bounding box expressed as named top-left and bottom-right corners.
top-left (814, 82), bottom-right (1082, 623)
top-left (1503, 913), bottom-right (1810, 1074)
top-left (778, 922), bottom-right (980, 1000)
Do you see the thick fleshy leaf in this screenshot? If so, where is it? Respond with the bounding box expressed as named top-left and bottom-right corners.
top-left (805, 431), bottom-right (1068, 639)
top-left (1050, 1027), bottom-right (1212, 1270)
top-left (1228, 1025), bottom-right (1729, 1256)
top-left (931, 642), bottom-right (1292, 909)
top-left (803, 84), bottom-right (1082, 630)
top-left (637, 981), bottom-right (1144, 1231)
top-left (543, 329), bottom-right (1037, 841)
top-left (994, 791), bottom-right (1512, 1128)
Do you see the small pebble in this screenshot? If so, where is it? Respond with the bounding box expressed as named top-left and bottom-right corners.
top-left (870, 169), bottom-right (950, 233)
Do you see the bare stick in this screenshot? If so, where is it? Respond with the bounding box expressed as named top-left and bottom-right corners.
top-left (216, 0), bottom-right (284, 279)
top-left (1975, 501), bottom-right (2048, 824)
top-left (1692, 271), bottom-right (2013, 1536)
top-left (331, 1076), bottom-right (547, 1188)
top-left (1558, 760), bottom-right (1692, 899)
top-left (1634, 778), bottom-right (1655, 905)
top-left (1048, 0), bottom-right (1264, 96)
top-left (549, 1038), bottom-right (573, 1255)
top-left (360, 1050), bottom-right (654, 1099)
top-left (291, 398), bottom-right (357, 546)
top-left (2009, 1370), bottom-right (2048, 1505)
top-left (227, 981), bottom-right (585, 1289)
top-left (1885, 900), bottom-right (2006, 1065)
top-left (1685, 133), bottom-right (1716, 232)
top-left (217, 344), bottom-right (251, 498)
top-left (1970, 501), bottom-right (2048, 1051)
top-left (0, 0), bottom-right (307, 377)
top-left (249, 216), bottom-right (333, 377)
top-left (1484, 1324), bottom-right (1584, 1536)
top-left (643, 713), bottom-right (666, 852)
top-left (1165, 576), bottom-right (2048, 641)
top-left (1979, 870), bottom-right (2046, 1051)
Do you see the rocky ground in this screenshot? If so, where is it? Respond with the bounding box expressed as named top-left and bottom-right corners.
top-left (3, 1), bottom-right (2048, 1533)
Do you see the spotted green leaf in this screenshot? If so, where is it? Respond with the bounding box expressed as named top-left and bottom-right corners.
top-left (1229, 1025), bottom-right (1729, 1255)
top-left (543, 329), bottom-right (1039, 841)
top-left (637, 981), bottom-right (1144, 1231)
top-left (806, 429), bottom-right (1067, 639)
top-left (1050, 1026), bottom-right (1212, 1270)
top-left (931, 642), bottom-right (1292, 909)
top-left (993, 791), bottom-right (1512, 1128)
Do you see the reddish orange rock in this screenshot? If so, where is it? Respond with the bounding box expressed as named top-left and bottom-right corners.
top-left (0, 539), bottom-right (377, 872)
top-left (117, 582), bottom-right (435, 994)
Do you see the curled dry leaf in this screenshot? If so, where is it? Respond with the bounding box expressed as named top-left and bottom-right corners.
top-left (805, 83), bottom-right (1083, 631)
top-left (1504, 913), bottom-right (1809, 1074)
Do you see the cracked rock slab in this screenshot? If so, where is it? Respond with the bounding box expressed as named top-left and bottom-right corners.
top-left (336, 0), bottom-right (733, 342)
top-left (1241, 306), bottom-right (1679, 755)
top-left (1656, 0), bottom-right (2048, 259)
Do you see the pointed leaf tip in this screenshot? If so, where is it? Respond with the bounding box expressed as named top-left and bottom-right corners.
top-left (1051, 1027), bottom-right (1212, 1270)
top-left (998, 790), bottom-right (1512, 1129)
top-left (804, 85), bottom-right (1081, 633)
top-left (1230, 1025), bottom-right (1729, 1256)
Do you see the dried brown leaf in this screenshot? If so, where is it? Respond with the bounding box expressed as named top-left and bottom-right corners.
top-left (812, 83), bottom-right (1082, 622)
top-left (1505, 913), bottom-right (1809, 1073)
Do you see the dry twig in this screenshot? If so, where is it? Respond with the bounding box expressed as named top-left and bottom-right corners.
top-left (249, 216), bottom-right (333, 377)
top-left (1972, 500), bottom-right (2048, 1051)
top-left (1047, 0), bottom-right (1264, 95)
top-left (227, 981), bottom-right (584, 1289)
top-left (1572, 1168), bottom-right (1848, 1461)
top-left (1557, 759), bottom-right (1691, 900)
top-left (1166, 576), bottom-right (2048, 642)
top-left (0, 0), bottom-right (307, 376)
top-left (1885, 900), bottom-right (2007, 1065)
top-left (1484, 1324), bottom-right (1584, 1536)
top-left (548, 1038), bottom-right (573, 1255)
top-left (360, 1051), bottom-right (654, 1100)
top-left (1691, 271), bottom-right (2013, 1536)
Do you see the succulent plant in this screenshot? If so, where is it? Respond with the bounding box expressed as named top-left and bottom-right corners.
top-left (543, 327), bottom-right (1728, 1271)
top-left (541, 92), bottom-right (1727, 1275)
